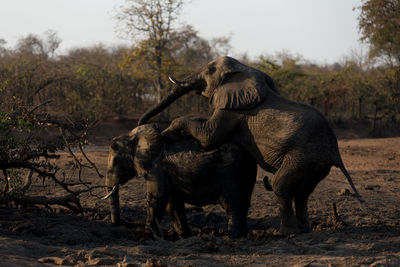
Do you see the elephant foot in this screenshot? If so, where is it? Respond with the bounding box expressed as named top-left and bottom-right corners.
top-left (228, 230), bottom-right (247, 239)
top-left (297, 223), bottom-right (312, 233)
top-left (278, 224), bottom-right (299, 236)
top-left (112, 218), bottom-right (134, 228)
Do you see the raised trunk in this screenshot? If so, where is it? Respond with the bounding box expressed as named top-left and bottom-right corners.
top-left (109, 186), bottom-right (120, 225)
top-left (138, 85), bottom-right (193, 125)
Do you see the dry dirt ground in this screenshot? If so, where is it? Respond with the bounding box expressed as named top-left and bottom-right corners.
top-left (0, 136), bottom-right (399, 266)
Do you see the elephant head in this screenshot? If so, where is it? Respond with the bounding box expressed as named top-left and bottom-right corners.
top-left (105, 124), bottom-right (164, 225)
top-left (138, 56), bottom-right (277, 125)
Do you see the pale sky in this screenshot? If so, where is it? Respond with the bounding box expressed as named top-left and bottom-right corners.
top-left (0, 0), bottom-right (364, 63)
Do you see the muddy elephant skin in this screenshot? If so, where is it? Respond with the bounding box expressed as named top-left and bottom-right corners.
top-left (106, 123), bottom-right (257, 238)
top-left (138, 56), bottom-right (364, 235)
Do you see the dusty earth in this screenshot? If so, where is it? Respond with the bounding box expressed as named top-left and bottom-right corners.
top-left (0, 134), bottom-right (399, 266)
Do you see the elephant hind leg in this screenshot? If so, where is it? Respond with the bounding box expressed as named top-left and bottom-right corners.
top-left (294, 193), bottom-right (311, 233)
top-left (275, 194), bottom-right (298, 235)
top-left (294, 167), bottom-right (331, 233)
top-left (271, 156), bottom-right (307, 235)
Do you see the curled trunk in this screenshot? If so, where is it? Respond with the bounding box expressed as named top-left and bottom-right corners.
top-left (138, 85), bottom-right (193, 125)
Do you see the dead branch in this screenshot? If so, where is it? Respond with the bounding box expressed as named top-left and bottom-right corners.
top-left (19, 170), bottom-right (33, 193)
top-left (28, 100), bottom-right (52, 115)
top-left (60, 128), bottom-right (91, 169)
top-left (1, 108), bottom-right (104, 213)
top-left (12, 194), bottom-right (83, 213)
top-left (332, 202), bottom-right (340, 221)
top-left (78, 142), bottom-right (104, 178)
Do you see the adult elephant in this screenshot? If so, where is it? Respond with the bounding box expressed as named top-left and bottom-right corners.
top-left (138, 56), bottom-right (364, 235)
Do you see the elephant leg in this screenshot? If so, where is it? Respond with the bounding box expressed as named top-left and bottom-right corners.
top-left (294, 193), bottom-right (311, 233)
top-left (167, 198), bottom-right (193, 238)
top-left (228, 208), bottom-right (248, 238)
top-left (146, 192), bottom-right (168, 237)
top-left (229, 182), bottom-right (254, 238)
top-left (271, 158), bottom-right (305, 235)
top-left (294, 167), bottom-right (331, 233)
top-left (275, 195), bottom-right (298, 235)
top-left (220, 190), bottom-right (249, 238)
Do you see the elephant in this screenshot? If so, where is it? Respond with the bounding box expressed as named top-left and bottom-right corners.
top-left (104, 122), bottom-right (257, 238)
top-left (137, 56), bottom-right (364, 235)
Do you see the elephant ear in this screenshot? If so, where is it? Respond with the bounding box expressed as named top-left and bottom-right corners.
top-left (210, 71), bottom-right (267, 110)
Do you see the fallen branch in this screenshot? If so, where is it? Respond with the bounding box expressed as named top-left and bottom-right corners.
top-left (11, 193), bottom-right (83, 213)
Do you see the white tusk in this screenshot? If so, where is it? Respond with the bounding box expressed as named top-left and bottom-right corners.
top-left (168, 75), bottom-right (177, 84)
top-left (102, 185), bottom-right (119, 200)
top-left (168, 75), bottom-right (189, 87)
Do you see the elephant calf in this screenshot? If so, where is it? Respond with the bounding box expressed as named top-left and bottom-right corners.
top-left (105, 123), bottom-right (257, 238)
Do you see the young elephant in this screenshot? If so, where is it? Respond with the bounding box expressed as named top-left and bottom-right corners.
top-left (105, 123), bottom-right (257, 238)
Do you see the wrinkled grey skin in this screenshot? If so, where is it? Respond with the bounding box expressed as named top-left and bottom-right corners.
top-left (138, 56), bottom-right (364, 235)
top-left (106, 123), bottom-right (257, 238)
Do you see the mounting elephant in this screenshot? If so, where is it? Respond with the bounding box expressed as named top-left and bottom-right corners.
top-left (138, 56), bottom-right (364, 235)
top-left (104, 122), bottom-right (257, 238)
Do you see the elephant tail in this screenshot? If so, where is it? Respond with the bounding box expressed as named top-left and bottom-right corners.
top-left (335, 160), bottom-right (365, 204)
top-left (263, 176), bottom-right (273, 191)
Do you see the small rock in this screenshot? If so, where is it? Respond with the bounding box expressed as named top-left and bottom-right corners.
top-left (145, 258), bottom-right (167, 267)
top-left (59, 255), bottom-right (75, 265)
top-left (118, 263), bottom-right (139, 267)
top-left (86, 256), bottom-right (116, 266)
top-left (117, 256), bottom-right (140, 267)
top-left (38, 257), bottom-right (66, 266)
top-left (365, 185), bottom-right (380, 190)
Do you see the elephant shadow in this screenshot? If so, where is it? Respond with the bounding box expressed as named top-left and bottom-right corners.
top-left (118, 204), bottom-right (281, 240)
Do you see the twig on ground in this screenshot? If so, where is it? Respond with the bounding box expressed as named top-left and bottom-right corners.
top-left (332, 202), bottom-right (340, 221)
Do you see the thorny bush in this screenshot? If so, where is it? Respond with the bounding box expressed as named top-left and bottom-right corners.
top-left (0, 100), bottom-right (105, 213)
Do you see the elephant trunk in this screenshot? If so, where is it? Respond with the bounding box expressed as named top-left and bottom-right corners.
top-left (138, 84), bottom-right (194, 125)
top-left (109, 186), bottom-right (121, 225)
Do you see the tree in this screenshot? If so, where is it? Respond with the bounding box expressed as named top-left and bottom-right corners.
top-left (0, 98), bottom-right (103, 212)
top-left (357, 0), bottom-right (400, 64)
top-left (16, 30), bottom-right (61, 58)
top-left (115, 0), bottom-right (184, 103)
top-left (358, 0), bottom-right (400, 124)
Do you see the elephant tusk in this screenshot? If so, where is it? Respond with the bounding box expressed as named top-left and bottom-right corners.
top-left (102, 185), bottom-right (119, 200)
top-left (168, 75), bottom-right (189, 87)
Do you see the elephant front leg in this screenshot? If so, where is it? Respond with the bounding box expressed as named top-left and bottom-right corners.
top-left (228, 209), bottom-right (248, 238)
top-left (146, 191), bottom-right (168, 238)
top-left (167, 198), bottom-right (193, 238)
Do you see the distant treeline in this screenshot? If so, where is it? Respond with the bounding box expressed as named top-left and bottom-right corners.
top-left (0, 33), bottom-right (399, 136)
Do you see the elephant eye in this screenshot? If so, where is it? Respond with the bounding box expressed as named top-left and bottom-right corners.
top-left (207, 65), bottom-right (216, 75)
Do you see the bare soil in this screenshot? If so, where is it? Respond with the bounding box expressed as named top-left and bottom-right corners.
top-left (1, 136), bottom-right (399, 266)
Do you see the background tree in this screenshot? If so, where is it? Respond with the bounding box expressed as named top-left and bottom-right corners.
top-left (115, 0), bottom-right (184, 103)
top-left (358, 0), bottom-right (400, 124)
top-left (358, 0), bottom-right (400, 65)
